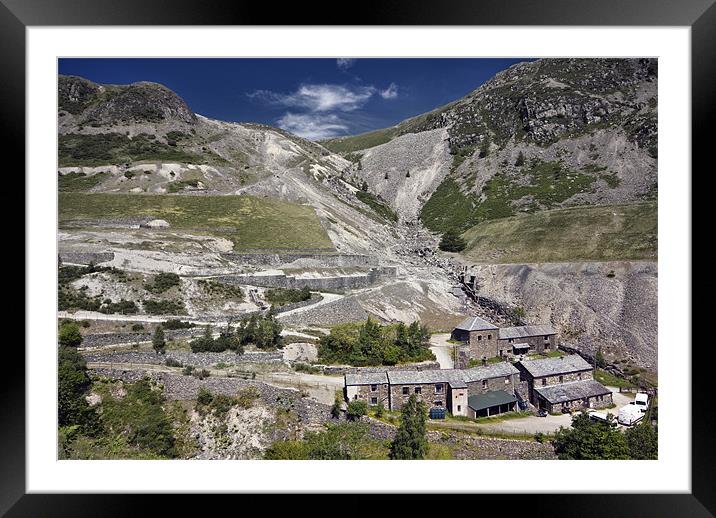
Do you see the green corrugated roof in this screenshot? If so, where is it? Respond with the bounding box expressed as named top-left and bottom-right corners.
top-left (467, 390), bottom-right (517, 412)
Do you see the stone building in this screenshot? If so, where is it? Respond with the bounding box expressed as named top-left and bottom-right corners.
top-left (344, 372), bottom-right (389, 407)
top-left (515, 354), bottom-right (612, 413)
top-left (451, 316), bottom-right (499, 360)
top-left (344, 362), bottom-right (521, 418)
top-left (498, 324), bottom-right (557, 355)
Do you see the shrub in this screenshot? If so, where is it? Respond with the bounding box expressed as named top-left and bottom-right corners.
top-left (59, 322), bottom-right (83, 348)
top-left (196, 386), bottom-right (213, 406)
top-left (162, 319), bottom-right (195, 330)
top-left (143, 299), bottom-right (185, 315)
top-left (182, 365), bottom-right (195, 376)
top-left (438, 230), bottom-right (467, 252)
top-left (265, 286), bottom-right (311, 307)
top-left (236, 386), bottom-right (261, 408)
top-left (145, 273), bottom-right (181, 294)
top-left (374, 402), bottom-right (385, 418)
top-left (331, 392), bottom-right (343, 419)
top-left (165, 357), bottom-right (182, 368)
top-left (131, 323), bottom-right (145, 332)
top-left (152, 326), bottom-right (166, 355)
top-left (346, 400), bottom-right (368, 421)
top-left (194, 369), bottom-right (210, 380)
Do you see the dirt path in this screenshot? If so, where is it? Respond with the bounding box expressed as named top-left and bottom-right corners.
top-left (429, 333), bottom-right (455, 369)
top-left (275, 292), bottom-right (344, 319)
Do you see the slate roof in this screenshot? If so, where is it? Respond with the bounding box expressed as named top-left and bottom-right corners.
top-left (385, 362), bottom-right (518, 388)
top-left (468, 390), bottom-right (517, 412)
top-left (499, 324), bottom-right (556, 340)
top-left (534, 379), bottom-right (611, 404)
top-left (454, 316), bottom-right (498, 332)
top-left (518, 354), bottom-right (592, 378)
top-left (387, 369), bottom-right (466, 388)
top-left (344, 372), bottom-right (389, 386)
top-left (462, 362), bottom-right (519, 382)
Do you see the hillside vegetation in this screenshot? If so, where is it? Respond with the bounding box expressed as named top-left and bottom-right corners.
top-left (459, 202), bottom-right (657, 263)
top-left (58, 192), bottom-right (334, 251)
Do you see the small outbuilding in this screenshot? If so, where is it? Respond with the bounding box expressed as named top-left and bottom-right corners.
top-left (467, 390), bottom-right (517, 418)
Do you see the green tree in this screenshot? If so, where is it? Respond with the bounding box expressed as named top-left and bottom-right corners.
top-left (331, 392), bottom-right (343, 419)
top-left (58, 344), bottom-right (97, 432)
top-left (595, 348), bottom-right (607, 369)
top-left (361, 180), bottom-right (368, 191)
top-left (346, 399), bottom-right (368, 421)
top-left (389, 395), bottom-right (428, 459)
top-left (553, 411), bottom-right (630, 460)
top-left (152, 325), bottom-right (166, 354)
top-left (374, 401), bottom-right (385, 418)
top-left (59, 322), bottom-right (83, 348)
top-left (479, 137), bottom-right (491, 158)
top-left (438, 230), bottom-right (467, 252)
top-left (625, 422), bottom-right (658, 459)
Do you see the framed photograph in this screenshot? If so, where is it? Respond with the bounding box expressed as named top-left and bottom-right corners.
top-left (8, 0), bottom-right (709, 512)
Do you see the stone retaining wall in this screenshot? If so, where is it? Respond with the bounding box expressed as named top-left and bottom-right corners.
top-left (80, 328), bottom-right (204, 348)
top-left (83, 350), bottom-right (284, 368)
top-left (222, 252), bottom-right (379, 268)
top-left (88, 368), bottom-right (331, 427)
top-left (321, 361), bottom-right (442, 376)
top-left (216, 267), bottom-right (397, 291)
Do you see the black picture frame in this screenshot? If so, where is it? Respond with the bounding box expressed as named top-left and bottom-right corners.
top-left (6, 0), bottom-right (708, 513)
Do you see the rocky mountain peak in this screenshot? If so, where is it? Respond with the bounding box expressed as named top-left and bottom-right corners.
top-left (58, 75), bottom-right (197, 125)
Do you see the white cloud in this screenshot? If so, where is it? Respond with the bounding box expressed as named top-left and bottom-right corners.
top-left (336, 58), bottom-right (356, 71)
top-left (380, 82), bottom-right (399, 99)
top-left (249, 83), bottom-right (376, 112)
top-left (276, 112), bottom-right (349, 140)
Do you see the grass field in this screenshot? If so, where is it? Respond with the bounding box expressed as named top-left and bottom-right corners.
top-left (58, 192), bottom-right (335, 251)
top-left (459, 202), bottom-right (657, 263)
top-left (320, 126), bottom-right (399, 154)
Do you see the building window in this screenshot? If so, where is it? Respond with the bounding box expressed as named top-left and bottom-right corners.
top-left (482, 379), bottom-right (488, 389)
top-left (370, 397), bottom-right (378, 405)
top-left (488, 334), bottom-right (492, 340)
top-left (559, 375), bottom-right (564, 383)
top-left (477, 335), bottom-right (482, 341)
top-left (578, 372), bottom-right (582, 380)
top-left (402, 386), bottom-right (409, 395)
top-left (434, 401), bottom-right (443, 407)
top-left (457, 405), bottom-right (461, 412)
top-left (541, 378), bottom-right (546, 386)
top-left (415, 386), bottom-right (422, 394)
top-left (505, 377), bottom-right (510, 384)
top-left (509, 338), bottom-right (514, 343)
top-left (370, 384), bottom-right (377, 392)
top-left (544, 335), bottom-right (549, 340)
top-left (435, 384), bottom-right (443, 393)
top-left (499, 349), bottom-right (503, 356)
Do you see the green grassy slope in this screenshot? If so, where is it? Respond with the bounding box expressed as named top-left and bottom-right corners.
top-left (459, 202), bottom-right (657, 263)
top-left (58, 193), bottom-right (335, 251)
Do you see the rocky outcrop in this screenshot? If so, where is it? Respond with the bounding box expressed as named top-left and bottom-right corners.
top-left (59, 75), bottom-right (197, 125)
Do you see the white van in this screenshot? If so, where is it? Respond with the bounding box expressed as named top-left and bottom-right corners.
top-left (617, 392), bottom-right (650, 426)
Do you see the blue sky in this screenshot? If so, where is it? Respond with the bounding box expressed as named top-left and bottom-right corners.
top-left (59, 58), bottom-right (531, 140)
